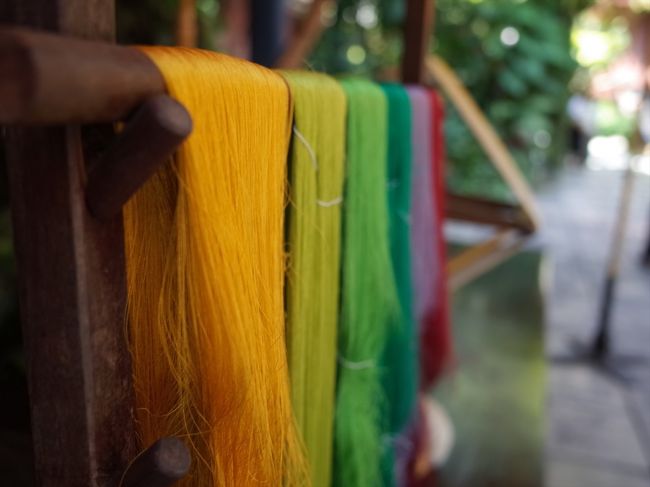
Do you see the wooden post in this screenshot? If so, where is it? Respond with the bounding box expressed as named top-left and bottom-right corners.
top-left (175, 0), bottom-right (198, 47)
top-left (1, 1), bottom-right (138, 485)
top-left (402, 0), bottom-right (435, 83)
top-left (250, 0), bottom-right (285, 67)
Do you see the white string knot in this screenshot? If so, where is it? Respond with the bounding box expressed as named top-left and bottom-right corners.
top-left (338, 355), bottom-right (375, 370)
top-left (292, 125), bottom-right (318, 171)
top-left (317, 196), bottom-right (343, 208)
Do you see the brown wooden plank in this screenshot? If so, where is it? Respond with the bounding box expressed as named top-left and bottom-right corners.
top-left (401, 0), bottom-right (435, 83)
top-left (2, 1), bottom-right (137, 485)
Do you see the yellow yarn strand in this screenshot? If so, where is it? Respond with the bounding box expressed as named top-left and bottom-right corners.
top-left (124, 47), bottom-right (307, 486)
top-left (280, 71), bottom-right (347, 487)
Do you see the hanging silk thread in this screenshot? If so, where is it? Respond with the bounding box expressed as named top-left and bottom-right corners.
top-left (406, 86), bottom-right (440, 390)
top-left (124, 47), bottom-right (308, 486)
top-left (379, 83), bottom-right (419, 487)
top-left (405, 86), bottom-right (456, 484)
top-left (280, 70), bottom-right (347, 487)
top-left (334, 79), bottom-right (399, 487)
top-left (427, 90), bottom-right (452, 383)
top-left (405, 85), bottom-right (438, 484)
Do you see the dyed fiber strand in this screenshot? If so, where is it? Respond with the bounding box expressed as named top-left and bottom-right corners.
top-left (404, 85), bottom-right (438, 486)
top-left (334, 79), bottom-right (399, 487)
top-left (406, 86), bottom-right (441, 390)
top-left (428, 90), bottom-right (452, 381)
top-left (379, 83), bottom-right (419, 487)
top-left (405, 86), bottom-right (454, 485)
top-left (280, 71), bottom-right (347, 487)
top-left (124, 47), bottom-right (307, 486)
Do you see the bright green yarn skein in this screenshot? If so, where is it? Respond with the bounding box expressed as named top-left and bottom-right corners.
top-left (334, 79), bottom-right (399, 487)
top-left (379, 82), bottom-right (419, 486)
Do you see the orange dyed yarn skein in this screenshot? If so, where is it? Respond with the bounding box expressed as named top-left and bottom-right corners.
top-left (124, 47), bottom-right (308, 486)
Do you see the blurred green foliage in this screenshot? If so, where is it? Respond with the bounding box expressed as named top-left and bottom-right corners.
top-left (435, 0), bottom-right (589, 199)
top-left (116, 0), bottom-right (221, 48)
top-left (116, 0), bottom-right (177, 45)
top-left (572, 11), bottom-right (630, 71)
top-left (312, 0), bottom-right (592, 199)
top-left (595, 100), bottom-right (636, 136)
top-left (309, 0), bottom-right (404, 74)
top-left (571, 11), bottom-right (636, 138)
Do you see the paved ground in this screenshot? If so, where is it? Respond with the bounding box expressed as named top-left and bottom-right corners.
top-left (536, 164), bottom-right (650, 487)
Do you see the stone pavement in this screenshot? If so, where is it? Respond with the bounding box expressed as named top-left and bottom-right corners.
top-left (536, 165), bottom-right (650, 487)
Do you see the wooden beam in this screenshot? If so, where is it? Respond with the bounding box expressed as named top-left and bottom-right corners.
top-left (3, 0), bottom-right (114, 41)
top-left (448, 229), bottom-right (529, 291)
top-left (426, 55), bottom-right (541, 231)
top-left (1, 1), bottom-right (137, 485)
top-left (6, 125), bottom-right (138, 487)
top-left (175, 0), bottom-right (198, 47)
top-left (402, 0), bottom-right (435, 83)
top-left (0, 27), bottom-right (166, 125)
top-left (250, 0), bottom-right (285, 67)
top-left (446, 192), bottom-right (534, 232)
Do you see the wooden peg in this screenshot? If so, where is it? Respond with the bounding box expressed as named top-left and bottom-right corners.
top-left (85, 94), bottom-right (192, 220)
top-left (121, 438), bottom-right (191, 487)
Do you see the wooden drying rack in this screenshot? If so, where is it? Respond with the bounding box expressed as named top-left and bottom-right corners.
top-left (0, 21), bottom-right (192, 487)
top-left (0, 0), bottom-right (538, 485)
